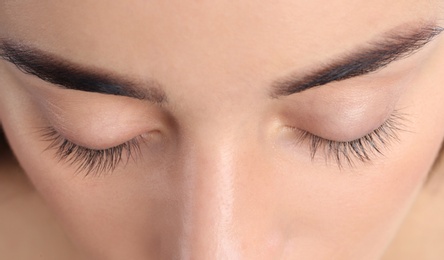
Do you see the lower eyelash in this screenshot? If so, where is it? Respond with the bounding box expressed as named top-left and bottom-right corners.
top-left (40, 127), bottom-right (142, 176)
top-left (294, 111), bottom-right (407, 168)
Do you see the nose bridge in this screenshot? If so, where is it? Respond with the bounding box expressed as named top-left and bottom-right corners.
top-left (177, 130), bottom-right (245, 260)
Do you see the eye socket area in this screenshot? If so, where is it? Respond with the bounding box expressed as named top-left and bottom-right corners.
top-left (278, 65), bottom-right (410, 142)
top-left (274, 77), bottom-right (409, 167)
top-left (31, 86), bottom-right (168, 150)
top-left (280, 96), bottom-right (397, 144)
top-left (291, 107), bottom-right (394, 143)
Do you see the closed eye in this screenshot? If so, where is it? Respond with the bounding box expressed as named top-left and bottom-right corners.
top-left (40, 127), bottom-right (143, 176)
top-left (290, 111), bottom-right (407, 168)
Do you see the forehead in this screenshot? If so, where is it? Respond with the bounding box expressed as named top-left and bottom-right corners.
top-left (0, 1), bottom-right (440, 81)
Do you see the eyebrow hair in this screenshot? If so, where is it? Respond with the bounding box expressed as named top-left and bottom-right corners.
top-left (0, 23), bottom-right (442, 102)
top-left (0, 41), bottom-right (167, 103)
top-left (271, 22), bottom-right (444, 97)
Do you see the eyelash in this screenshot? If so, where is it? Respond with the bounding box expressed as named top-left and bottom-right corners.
top-left (40, 111), bottom-right (405, 175)
top-left (293, 111), bottom-right (406, 168)
top-left (41, 127), bottom-right (142, 176)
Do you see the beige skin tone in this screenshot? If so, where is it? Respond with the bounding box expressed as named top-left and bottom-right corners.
top-left (1, 0), bottom-right (444, 259)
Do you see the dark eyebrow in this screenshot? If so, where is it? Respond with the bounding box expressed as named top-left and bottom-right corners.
top-left (271, 22), bottom-right (444, 97)
top-left (0, 41), bottom-right (167, 103)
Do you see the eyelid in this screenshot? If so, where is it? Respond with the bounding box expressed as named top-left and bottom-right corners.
top-left (290, 110), bottom-right (407, 168)
top-left (40, 126), bottom-right (143, 176)
top-left (281, 72), bottom-right (409, 142)
top-left (29, 84), bottom-right (164, 148)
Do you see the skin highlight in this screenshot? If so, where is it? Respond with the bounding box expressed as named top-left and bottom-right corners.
top-left (0, 0), bottom-right (444, 259)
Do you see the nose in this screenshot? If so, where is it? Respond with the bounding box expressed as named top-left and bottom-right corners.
top-left (177, 135), bottom-right (243, 260)
top-left (173, 131), bottom-right (280, 260)
top-left (145, 86), bottom-right (294, 260)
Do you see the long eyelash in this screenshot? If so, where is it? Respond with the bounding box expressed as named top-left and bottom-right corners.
top-left (295, 112), bottom-right (407, 168)
top-left (40, 127), bottom-right (141, 176)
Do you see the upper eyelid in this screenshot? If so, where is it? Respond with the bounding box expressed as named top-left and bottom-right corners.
top-left (293, 110), bottom-right (407, 168)
top-left (40, 126), bottom-right (142, 176)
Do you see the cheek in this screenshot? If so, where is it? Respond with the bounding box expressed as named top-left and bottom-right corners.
top-left (12, 153), bottom-right (175, 259)
top-left (274, 151), bottom-right (430, 259)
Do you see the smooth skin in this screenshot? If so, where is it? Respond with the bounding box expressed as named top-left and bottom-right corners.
top-left (1, 0), bottom-right (444, 259)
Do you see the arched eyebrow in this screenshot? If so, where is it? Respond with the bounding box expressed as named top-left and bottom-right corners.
top-left (0, 22), bottom-right (442, 102)
top-left (0, 41), bottom-right (167, 103)
top-left (270, 22), bottom-right (443, 97)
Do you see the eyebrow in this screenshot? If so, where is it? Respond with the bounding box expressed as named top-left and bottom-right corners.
top-left (0, 41), bottom-right (167, 103)
top-left (271, 22), bottom-right (444, 97)
top-left (0, 23), bottom-right (442, 101)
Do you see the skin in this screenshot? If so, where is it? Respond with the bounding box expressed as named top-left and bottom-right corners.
top-left (0, 140), bottom-right (80, 259)
top-left (1, 0), bottom-right (444, 259)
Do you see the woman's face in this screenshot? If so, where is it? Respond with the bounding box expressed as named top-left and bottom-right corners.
top-left (1, 1), bottom-right (444, 259)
